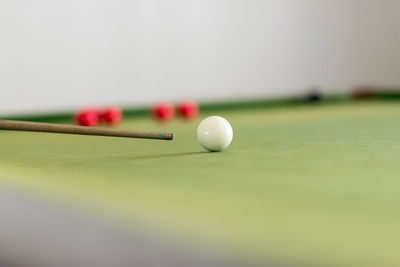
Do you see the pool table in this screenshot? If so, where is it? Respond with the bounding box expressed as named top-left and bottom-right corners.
top-left (0, 94), bottom-right (399, 267)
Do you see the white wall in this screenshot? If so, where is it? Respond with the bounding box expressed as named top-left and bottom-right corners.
top-left (1, 0), bottom-right (400, 115)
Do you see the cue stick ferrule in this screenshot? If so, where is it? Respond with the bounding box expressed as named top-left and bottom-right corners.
top-left (0, 119), bottom-right (173, 140)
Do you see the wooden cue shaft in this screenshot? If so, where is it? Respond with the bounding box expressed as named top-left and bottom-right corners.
top-left (0, 119), bottom-right (173, 140)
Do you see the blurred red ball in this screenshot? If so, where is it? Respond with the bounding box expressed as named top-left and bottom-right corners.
top-left (100, 105), bottom-right (122, 125)
top-left (75, 108), bottom-right (99, 126)
top-left (152, 102), bottom-right (175, 121)
top-left (178, 100), bottom-right (199, 119)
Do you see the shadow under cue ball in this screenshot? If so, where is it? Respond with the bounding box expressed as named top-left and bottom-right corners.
top-left (197, 116), bottom-right (233, 152)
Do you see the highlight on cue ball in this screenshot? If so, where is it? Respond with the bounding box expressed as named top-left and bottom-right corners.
top-left (197, 116), bottom-right (233, 152)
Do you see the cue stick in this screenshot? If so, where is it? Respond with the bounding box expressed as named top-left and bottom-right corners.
top-left (0, 119), bottom-right (173, 140)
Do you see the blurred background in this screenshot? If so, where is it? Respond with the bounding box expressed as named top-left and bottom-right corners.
top-left (2, 2), bottom-right (400, 266)
top-left (1, 0), bottom-right (400, 115)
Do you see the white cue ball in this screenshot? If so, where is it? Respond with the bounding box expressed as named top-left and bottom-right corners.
top-left (197, 116), bottom-right (233, 152)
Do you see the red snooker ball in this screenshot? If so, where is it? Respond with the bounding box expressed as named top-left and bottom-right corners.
top-left (178, 100), bottom-right (199, 119)
top-left (100, 105), bottom-right (122, 125)
top-left (152, 102), bottom-right (175, 121)
top-left (75, 108), bottom-right (99, 127)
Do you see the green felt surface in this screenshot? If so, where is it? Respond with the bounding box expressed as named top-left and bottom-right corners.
top-left (1, 102), bottom-right (400, 266)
